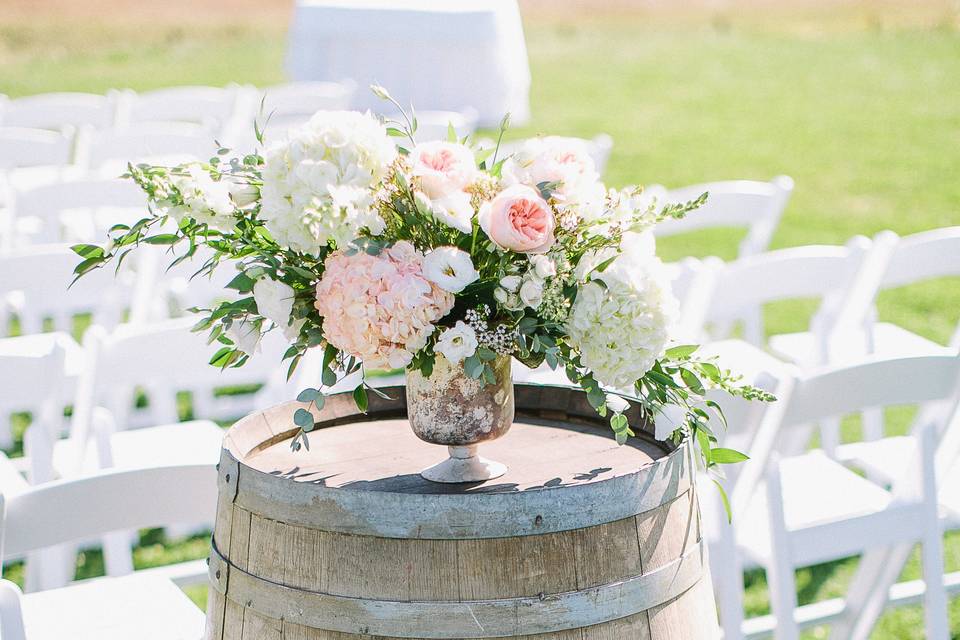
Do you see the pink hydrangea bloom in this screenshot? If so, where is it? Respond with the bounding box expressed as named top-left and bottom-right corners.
top-left (314, 241), bottom-right (454, 369)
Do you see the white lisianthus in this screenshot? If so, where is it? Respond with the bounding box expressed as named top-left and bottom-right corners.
top-left (226, 319), bottom-right (262, 355)
top-left (422, 247), bottom-right (479, 293)
top-left (434, 321), bottom-right (479, 364)
top-left (259, 110), bottom-right (397, 254)
top-left (567, 254), bottom-right (677, 388)
top-left (167, 165), bottom-right (236, 232)
top-left (410, 141), bottom-right (478, 199)
top-left (605, 393), bottom-right (630, 414)
top-left (415, 190), bottom-right (474, 234)
top-left (519, 277), bottom-right (544, 309)
top-left (253, 278), bottom-right (304, 341)
top-left (529, 254), bottom-right (557, 279)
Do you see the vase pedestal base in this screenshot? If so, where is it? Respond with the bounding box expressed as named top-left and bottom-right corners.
top-left (420, 444), bottom-right (507, 483)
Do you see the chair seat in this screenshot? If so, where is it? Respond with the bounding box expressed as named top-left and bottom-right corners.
top-left (769, 322), bottom-right (948, 366)
top-left (835, 436), bottom-right (914, 484)
top-left (737, 450), bottom-right (895, 565)
top-left (940, 462), bottom-right (960, 522)
top-left (21, 573), bottom-right (204, 640)
top-left (53, 420), bottom-right (224, 477)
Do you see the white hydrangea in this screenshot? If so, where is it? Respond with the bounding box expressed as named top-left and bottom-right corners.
top-left (165, 165), bottom-right (236, 232)
top-left (259, 110), bottom-right (397, 255)
top-left (567, 252), bottom-right (677, 388)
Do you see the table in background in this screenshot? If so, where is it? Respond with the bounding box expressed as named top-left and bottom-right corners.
top-left (285, 0), bottom-right (531, 127)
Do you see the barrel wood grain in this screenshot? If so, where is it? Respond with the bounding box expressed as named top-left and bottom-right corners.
top-left (207, 385), bottom-right (719, 639)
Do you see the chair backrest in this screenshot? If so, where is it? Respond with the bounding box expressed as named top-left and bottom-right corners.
top-left (783, 354), bottom-right (960, 429)
top-left (10, 177), bottom-right (148, 243)
top-left (0, 92), bottom-right (119, 130)
top-left (76, 123), bottom-right (216, 170)
top-left (0, 463), bottom-right (217, 562)
top-left (0, 127), bottom-right (73, 170)
top-left (390, 108), bottom-right (479, 142)
top-left (260, 81), bottom-right (356, 117)
top-left (881, 226), bottom-right (960, 289)
top-left (701, 236), bottom-right (871, 346)
top-left (119, 86), bottom-right (241, 129)
top-left (653, 175), bottom-right (794, 257)
top-left (75, 318), bottom-right (285, 428)
top-left (0, 335), bottom-right (68, 449)
top-left (0, 244), bottom-right (145, 336)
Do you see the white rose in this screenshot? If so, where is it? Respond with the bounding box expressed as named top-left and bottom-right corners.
top-left (574, 247), bottom-right (618, 282)
top-left (605, 393), bottom-right (630, 414)
top-left (499, 275), bottom-right (522, 292)
top-left (410, 141), bottom-right (478, 199)
top-left (494, 287), bottom-right (523, 311)
top-left (253, 278), bottom-right (304, 341)
top-left (519, 278), bottom-right (544, 309)
top-left (530, 254), bottom-right (556, 279)
top-left (226, 320), bottom-right (262, 356)
top-left (434, 321), bottom-right (479, 364)
top-left (422, 247), bottom-right (479, 293)
top-left (228, 181), bottom-right (260, 208)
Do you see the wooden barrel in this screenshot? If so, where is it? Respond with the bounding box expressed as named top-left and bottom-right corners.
top-left (204, 383), bottom-right (719, 640)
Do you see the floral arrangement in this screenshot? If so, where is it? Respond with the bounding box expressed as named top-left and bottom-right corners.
top-left (74, 87), bottom-right (772, 496)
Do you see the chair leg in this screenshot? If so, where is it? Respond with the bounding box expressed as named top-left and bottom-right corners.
top-left (765, 459), bottom-right (800, 640)
top-left (828, 544), bottom-right (911, 640)
top-left (706, 498), bottom-right (745, 639)
top-left (918, 425), bottom-right (948, 640)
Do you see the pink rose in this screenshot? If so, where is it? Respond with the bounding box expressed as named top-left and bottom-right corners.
top-left (410, 141), bottom-right (478, 199)
top-left (478, 185), bottom-right (556, 254)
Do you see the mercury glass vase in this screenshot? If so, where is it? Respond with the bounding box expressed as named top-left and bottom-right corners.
top-left (406, 353), bottom-right (514, 483)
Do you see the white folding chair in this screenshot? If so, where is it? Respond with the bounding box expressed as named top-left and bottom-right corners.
top-left (117, 85), bottom-right (243, 133)
top-left (772, 227), bottom-right (960, 365)
top-left (0, 461), bottom-right (216, 608)
top-left (75, 123), bottom-right (217, 172)
top-left (732, 354), bottom-right (960, 640)
top-left (394, 108), bottom-right (479, 142)
top-left (0, 92), bottom-right (120, 130)
top-left (0, 128), bottom-right (74, 171)
top-left (652, 175), bottom-right (794, 258)
top-left (690, 237), bottom-right (872, 358)
top-left (0, 244), bottom-right (150, 337)
top-left (0, 334), bottom-right (72, 455)
top-left (9, 177), bottom-right (147, 244)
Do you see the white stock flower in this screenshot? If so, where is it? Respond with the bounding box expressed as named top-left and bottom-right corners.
top-left (253, 278), bottom-right (304, 341)
top-left (567, 254), bottom-right (677, 388)
top-left (434, 321), bottom-right (479, 364)
top-left (259, 110), bottom-right (397, 254)
top-left (169, 165), bottom-right (236, 232)
top-left (519, 278), bottom-right (544, 309)
top-left (226, 320), bottom-right (262, 356)
top-left (422, 247), bottom-right (479, 293)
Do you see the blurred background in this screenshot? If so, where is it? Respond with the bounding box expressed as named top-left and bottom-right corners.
top-left (2, 1), bottom-right (959, 637)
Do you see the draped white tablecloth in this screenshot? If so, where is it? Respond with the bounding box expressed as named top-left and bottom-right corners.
top-left (285, 0), bottom-right (531, 127)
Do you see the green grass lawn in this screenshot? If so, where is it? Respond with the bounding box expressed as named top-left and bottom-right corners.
top-left (2, 7), bottom-right (959, 638)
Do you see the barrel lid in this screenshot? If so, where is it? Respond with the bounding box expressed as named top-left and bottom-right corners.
top-left (221, 383), bottom-right (693, 539)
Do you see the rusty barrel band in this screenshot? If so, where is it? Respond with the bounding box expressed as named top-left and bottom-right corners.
top-left (207, 536), bottom-right (706, 638)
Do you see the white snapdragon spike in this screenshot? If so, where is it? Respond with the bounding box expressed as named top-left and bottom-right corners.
top-left (567, 253), bottom-right (677, 388)
top-left (167, 165), bottom-right (236, 232)
top-left (434, 321), bottom-right (479, 364)
top-left (259, 110), bottom-right (397, 254)
top-left (253, 278), bottom-right (304, 341)
top-left (422, 247), bottom-right (479, 293)
top-left (226, 320), bottom-right (262, 356)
